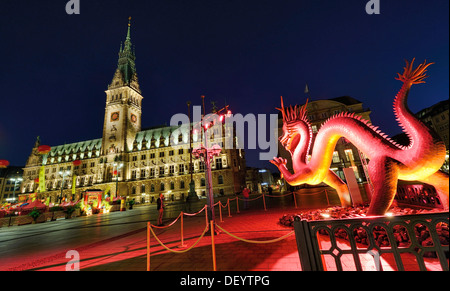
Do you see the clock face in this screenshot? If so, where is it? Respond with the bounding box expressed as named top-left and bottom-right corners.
top-left (111, 112), bottom-right (120, 122)
top-left (131, 114), bottom-right (137, 123)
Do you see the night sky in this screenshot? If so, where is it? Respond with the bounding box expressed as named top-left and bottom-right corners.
top-left (0, 0), bottom-right (448, 172)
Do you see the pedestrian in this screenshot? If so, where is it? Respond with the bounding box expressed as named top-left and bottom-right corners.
top-left (185, 195), bottom-right (192, 213)
top-left (157, 193), bottom-right (165, 226)
top-left (243, 187), bottom-right (250, 209)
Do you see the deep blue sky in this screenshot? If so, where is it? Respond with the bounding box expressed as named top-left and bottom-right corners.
top-left (0, 0), bottom-right (448, 171)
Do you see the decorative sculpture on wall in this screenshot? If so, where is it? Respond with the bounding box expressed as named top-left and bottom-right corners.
top-left (271, 59), bottom-right (449, 215)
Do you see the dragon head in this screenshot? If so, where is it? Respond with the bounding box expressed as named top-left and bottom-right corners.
top-left (276, 96), bottom-right (312, 155)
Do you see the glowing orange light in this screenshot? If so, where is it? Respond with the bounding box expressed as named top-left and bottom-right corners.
top-left (0, 160), bottom-right (9, 168)
top-left (37, 145), bottom-right (51, 155)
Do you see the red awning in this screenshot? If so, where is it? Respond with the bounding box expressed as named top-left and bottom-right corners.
top-left (21, 200), bottom-right (48, 211)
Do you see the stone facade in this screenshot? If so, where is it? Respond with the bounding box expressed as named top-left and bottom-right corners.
top-left (20, 21), bottom-right (246, 204)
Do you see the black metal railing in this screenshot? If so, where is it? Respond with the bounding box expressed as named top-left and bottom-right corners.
top-left (294, 212), bottom-right (449, 271)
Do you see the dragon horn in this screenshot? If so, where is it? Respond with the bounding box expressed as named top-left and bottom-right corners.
top-left (275, 96), bottom-right (287, 121)
top-left (299, 98), bottom-right (309, 120)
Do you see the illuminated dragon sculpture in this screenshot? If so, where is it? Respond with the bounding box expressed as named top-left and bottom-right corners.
top-left (271, 59), bottom-right (449, 215)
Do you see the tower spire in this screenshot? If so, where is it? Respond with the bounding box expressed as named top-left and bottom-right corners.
top-left (109, 17), bottom-right (139, 92)
top-left (124, 16), bottom-right (132, 51)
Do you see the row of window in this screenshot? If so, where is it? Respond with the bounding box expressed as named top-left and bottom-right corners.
top-left (130, 158), bottom-right (225, 179)
top-left (25, 162), bottom-right (96, 177)
top-left (131, 149), bottom-right (186, 161)
top-left (131, 175), bottom-right (224, 194)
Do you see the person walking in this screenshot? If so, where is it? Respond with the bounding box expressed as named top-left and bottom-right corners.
top-left (157, 193), bottom-right (165, 226)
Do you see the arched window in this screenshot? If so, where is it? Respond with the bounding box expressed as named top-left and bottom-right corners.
top-left (218, 175), bottom-right (224, 185)
top-left (201, 178), bottom-right (206, 187)
top-left (151, 184), bottom-right (155, 192)
top-left (160, 183), bottom-right (165, 191)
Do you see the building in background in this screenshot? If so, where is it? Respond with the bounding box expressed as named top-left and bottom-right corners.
top-left (415, 99), bottom-right (449, 150)
top-left (20, 21), bottom-right (246, 204)
top-left (0, 166), bottom-right (23, 204)
top-left (245, 167), bottom-right (275, 193)
top-left (393, 99), bottom-right (449, 173)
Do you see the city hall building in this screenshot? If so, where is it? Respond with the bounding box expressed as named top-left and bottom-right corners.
top-left (20, 21), bottom-right (247, 204)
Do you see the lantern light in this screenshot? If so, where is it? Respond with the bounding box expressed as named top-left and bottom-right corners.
top-left (38, 145), bottom-right (51, 155)
top-left (0, 160), bottom-right (10, 168)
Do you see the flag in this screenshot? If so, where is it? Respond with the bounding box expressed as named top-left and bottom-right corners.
top-left (72, 174), bottom-right (77, 195)
top-left (304, 83), bottom-right (310, 94)
top-left (39, 165), bottom-right (46, 193)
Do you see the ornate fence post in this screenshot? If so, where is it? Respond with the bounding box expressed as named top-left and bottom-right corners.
top-left (293, 216), bottom-right (323, 271)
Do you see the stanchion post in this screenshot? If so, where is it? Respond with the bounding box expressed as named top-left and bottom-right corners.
top-left (147, 222), bottom-right (151, 271)
top-left (219, 201), bottom-right (223, 222)
top-left (211, 220), bottom-right (217, 271)
top-left (205, 205), bottom-right (209, 229)
top-left (263, 192), bottom-right (267, 211)
top-left (236, 197), bottom-right (240, 213)
top-left (293, 191), bottom-right (298, 208)
top-left (227, 198), bottom-right (232, 217)
top-left (179, 212), bottom-right (187, 248)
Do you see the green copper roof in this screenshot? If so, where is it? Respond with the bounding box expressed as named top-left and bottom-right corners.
top-left (49, 139), bottom-right (102, 157)
top-left (111, 18), bottom-right (137, 87)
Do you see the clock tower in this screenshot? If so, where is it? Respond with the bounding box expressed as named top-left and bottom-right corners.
top-left (102, 18), bottom-right (143, 158)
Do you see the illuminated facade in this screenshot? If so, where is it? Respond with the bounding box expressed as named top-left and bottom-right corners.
top-left (0, 166), bottom-right (23, 203)
top-left (20, 21), bottom-right (247, 204)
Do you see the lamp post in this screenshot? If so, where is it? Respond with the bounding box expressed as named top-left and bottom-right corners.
top-left (187, 101), bottom-right (198, 202)
top-left (193, 144), bottom-right (222, 232)
top-left (58, 170), bottom-right (70, 204)
top-left (9, 177), bottom-right (22, 204)
top-left (113, 163), bottom-right (123, 199)
top-left (191, 98), bottom-right (229, 234)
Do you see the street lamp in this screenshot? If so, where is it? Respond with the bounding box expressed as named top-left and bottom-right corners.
top-left (191, 98), bottom-right (229, 234)
top-left (9, 177), bottom-right (23, 204)
top-left (193, 144), bottom-right (222, 229)
top-left (58, 170), bottom-right (71, 203)
top-left (113, 163), bottom-right (123, 199)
